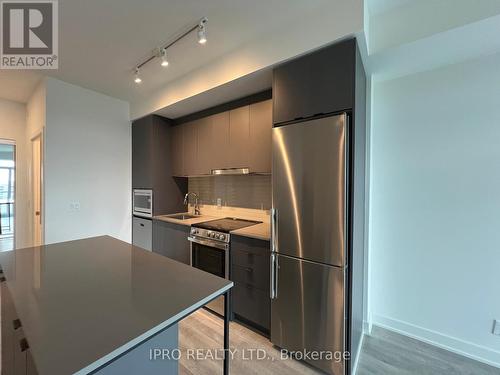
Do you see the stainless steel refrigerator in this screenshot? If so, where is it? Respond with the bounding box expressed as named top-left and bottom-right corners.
top-left (271, 113), bottom-right (348, 375)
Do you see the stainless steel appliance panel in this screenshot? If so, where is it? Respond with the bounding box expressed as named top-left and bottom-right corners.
top-left (272, 114), bottom-right (347, 267)
top-left (271, 254), bottom-right (345, 375)
top-left (189, 237), bottom-right (229, 316)
top-left (133, 189), bottom-right (153, 218)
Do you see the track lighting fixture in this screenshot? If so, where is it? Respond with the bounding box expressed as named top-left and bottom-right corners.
top-left (132, 17), bottom-right (207, 84)
top-left (160, 48), bottom-right (169, 67)
top-left (134, 68), bottom-right (142, 84)
top-left (198, 18), bottom-right (207, 44)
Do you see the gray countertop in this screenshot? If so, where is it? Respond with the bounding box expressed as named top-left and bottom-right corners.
top-left (0, 236), bottom-right (232, 375)
top-left (230, 222), bottom-right (271, 241)
top-left (154, 213), bottom-right (271, 241)
top-left (154, 213), bottom-right (217, 227)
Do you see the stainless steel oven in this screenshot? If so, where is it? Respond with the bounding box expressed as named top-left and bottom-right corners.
top-left (188, 228), bottom-right (229, 316)
top-left (133, 189), bottom-right (153, 218)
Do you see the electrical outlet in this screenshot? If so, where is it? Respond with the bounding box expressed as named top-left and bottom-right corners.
top-left (493, 320), bottom-right (500, 336)
top-left (217, 198), bottom-right (222, 208)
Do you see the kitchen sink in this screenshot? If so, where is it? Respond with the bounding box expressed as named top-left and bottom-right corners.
top-left (168, 213), bottom-right (199, 220)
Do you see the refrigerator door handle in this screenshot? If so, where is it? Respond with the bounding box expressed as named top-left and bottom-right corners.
top-left (271, 208), bottom-right (278, 253)
top-left (270, 253), bottom-right (278, 299)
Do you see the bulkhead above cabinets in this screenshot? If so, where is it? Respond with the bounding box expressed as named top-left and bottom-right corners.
top-left (170, 99), bottom-right (272, 177)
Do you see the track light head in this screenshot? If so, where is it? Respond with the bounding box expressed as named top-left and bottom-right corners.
top-left (198, 18), bottom-right (207, 44)
top-left (160, 48), bottom-right (169, 67)
top-left (134, 68), bottom-right (142, 84)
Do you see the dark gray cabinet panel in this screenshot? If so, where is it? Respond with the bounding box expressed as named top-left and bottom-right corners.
top-left (249, 100), bottom-right (272, 173)
top-left (210, 112), bottom-right (230, 170)
top-left (230, 235), bottom-right (270, 333)
top-left (153, 220), bottom-right (190, 265)
top-left (171, 100), bottom-right (271, 176)
top-left (1, 279), bottom-right (38, 375)
top-left (232, 282), bottom-right (270, 332)
top-left (273, 38), bottom-right (356, 125)
top-left (132, 116), bottom-right (154, 188)
top-left (170, 125), bottom-right (183, 177)
top-left (228, 106), bottom-right (250, 169)
top-left (132, 115), bottom-right (187, 216)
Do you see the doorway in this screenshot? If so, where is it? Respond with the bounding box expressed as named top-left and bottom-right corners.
top-left (32, 134), bottom-right (43, 246)
top-left (0, 141), bottom-right (15, 251)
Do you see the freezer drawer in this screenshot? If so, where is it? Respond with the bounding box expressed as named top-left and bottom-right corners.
top-left (272, 114), bottom-right (347, 267)
top-left (271, 254), bottom-right (345, 375)
top-left (132, 217), bottom-right (152, 251)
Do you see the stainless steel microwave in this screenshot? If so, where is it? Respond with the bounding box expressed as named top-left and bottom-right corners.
top-left (133, 189), bottom-right (153, 218)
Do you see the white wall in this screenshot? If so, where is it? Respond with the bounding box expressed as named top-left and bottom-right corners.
top-left (369, 52), bottom-right (500, 367)
top-left (0, 99), bottom-right (29, 248)
top-left (44, 78), bottom-right (131, 244)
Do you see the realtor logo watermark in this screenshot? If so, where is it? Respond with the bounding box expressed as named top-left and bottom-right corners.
top-left (1, 0), bottom-right (58, 69)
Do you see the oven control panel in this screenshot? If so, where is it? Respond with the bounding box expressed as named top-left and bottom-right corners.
top-left (190, 227), bottom-right (230, 243)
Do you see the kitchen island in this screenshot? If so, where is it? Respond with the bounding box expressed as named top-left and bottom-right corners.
top-left (0, 236), bottom-right (233, 375)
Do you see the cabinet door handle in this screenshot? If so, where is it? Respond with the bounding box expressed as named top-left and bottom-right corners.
top-left (140, 223), bottom-right (145, 227)
top-left (270, 253), bottom-right (278, 299)
top-left (271, 208), bottom-right (278, 253)
top-left (19, 338), bottom-right (29, 352)
top-left (13, 319), bottom-right (22, 330)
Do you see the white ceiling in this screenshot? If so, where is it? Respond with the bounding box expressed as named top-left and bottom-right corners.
top-left (0, 71), bottom-right (42, 103)
top-left (33, 0), bottom-right (332, 105)
top-left (0, 0), bottom-right (361, 110)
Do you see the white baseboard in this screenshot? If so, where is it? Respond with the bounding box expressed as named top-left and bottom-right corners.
top-left (372, 314), bottom-right (500, 369)
top-left (363, 319), bottom-right (372, 335)
top-left (352, 333), bottom-right (364, 375)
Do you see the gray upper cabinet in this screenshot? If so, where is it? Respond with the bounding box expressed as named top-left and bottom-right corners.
top-left (273, 39), bottom-right (355, 125)
top-left (195, 116), bottom-right (214, 175)
top-left (210, 112), bottom-right (230, 170)
top-left (170, 125), bottom-right (183, 177)
top-left (228, 106), bottom-right (250, 169)
top-left (249, 100), bottom-right (272, 173)
top-left (182, 121), bottom-right (198, 176)
top-left (171, 99), bottom-right (272, 176)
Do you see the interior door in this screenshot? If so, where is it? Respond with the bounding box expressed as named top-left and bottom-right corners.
top-left (272, 114), bottom-right (347, 267)
top-left (271, 254), bottom-right (345, 375)
top-left (32, 134), bottom-right (42, 246)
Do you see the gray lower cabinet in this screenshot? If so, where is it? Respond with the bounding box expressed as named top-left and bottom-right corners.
top-left (230, 235), bottom-right (270, 334)
top-left (1, 278), bottom-right (38, 375)
top-left (132, 217), bottom-right (152, 251)
top-left (152, 220), bottom-right (190, 265)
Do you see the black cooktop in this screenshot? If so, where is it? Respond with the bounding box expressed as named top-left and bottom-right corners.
top-left (194, 218), bottom-right (262, 233)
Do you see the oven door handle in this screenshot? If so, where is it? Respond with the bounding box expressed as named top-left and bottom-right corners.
top-left (188, 236), bottom-right (229, 251)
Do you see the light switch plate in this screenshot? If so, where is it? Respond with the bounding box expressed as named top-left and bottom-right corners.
top-left (216, 198), bottom-right (222, 208)
top-left (494, 320), bottom-right (500, 336)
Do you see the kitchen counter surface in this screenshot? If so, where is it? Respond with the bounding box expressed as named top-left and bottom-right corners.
top-left (231, 222), bottom-right (271, 241)
top-left (154, 213), bottom-right (217, 227)
top-left (155, 212), bottom-right (271, 241)
top-left (0, 236), bottom-right (232, 375)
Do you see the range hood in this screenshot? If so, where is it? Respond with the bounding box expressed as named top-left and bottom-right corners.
top-left (211, 168), bottom-right (250, 176)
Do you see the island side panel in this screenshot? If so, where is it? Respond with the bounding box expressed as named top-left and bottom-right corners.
top-left (94, 324), bottom-right (179, 375)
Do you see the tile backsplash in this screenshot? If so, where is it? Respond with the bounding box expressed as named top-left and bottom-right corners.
top-left (188, 175), bottom-right (271, 210)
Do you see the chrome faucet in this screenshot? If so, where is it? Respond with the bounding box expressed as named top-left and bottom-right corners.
top-left (184, 192), bottom-right (201, 216)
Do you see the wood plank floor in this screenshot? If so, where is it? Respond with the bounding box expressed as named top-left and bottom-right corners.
top-left (179, 309), bottom-right (500, 375)
top-left (357, 326), bottom-right (500, 375)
